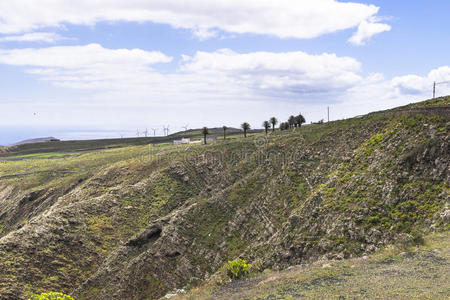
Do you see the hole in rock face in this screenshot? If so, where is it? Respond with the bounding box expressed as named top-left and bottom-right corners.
top-left (166, 251), bottom-right (181, 258)
top-left (145, 226), bottom-right (162, 242)
top-left (127, 226), bottom-right (162, 247)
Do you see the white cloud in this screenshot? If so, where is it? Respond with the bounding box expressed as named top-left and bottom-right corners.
top-left (0, 45), bottom-right (363, 98)
top-left (348, 19), bottom-right (391, 45)
top-left (0, 0), bottom-right (389, 42)
top-left (0, 43), bottom-right (172, 68)
top-left (0, 44), bottom-right (173, 89)
top-left (0, 32), bottom-right (64, 43)
top-left (182, 49), bottom-right (362, 96)
top-left (392, 66), bottom-right (450, 95)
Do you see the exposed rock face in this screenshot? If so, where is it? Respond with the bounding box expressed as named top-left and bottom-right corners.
top-left (0, 97), bottom-right (449, 299)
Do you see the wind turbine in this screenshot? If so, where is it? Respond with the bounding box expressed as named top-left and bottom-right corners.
top-left (182, 124), bottom-right (189, 131)
top-left (151, 128), bottom-right (157, 137)
top-left (143, 128), bottom-right (149, 137)
top-left (163, 125), bottom-right (170, 136)
top-left (136, 129), bottom-right (140, 137)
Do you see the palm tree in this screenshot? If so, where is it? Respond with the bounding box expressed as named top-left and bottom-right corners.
top-left (263, 121), bottom-right (270, 135)
top-left (288, 115), bottom-right (295, 129)
top-left (222, 125), bottom-right (228, 140)
top-left (202, 127), bottom-right (209, 144)
top-left (241, 122), bottom-right (250, 137)
top-left (270, 117), bottom-right (278, 132)
top-left (295, 114), bottom-right (306, 127)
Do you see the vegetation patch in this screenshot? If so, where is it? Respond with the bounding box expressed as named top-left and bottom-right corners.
top-left (225, 259), bottom-right (252, 280)
top-left (29, 292), bottom-right (74, 300)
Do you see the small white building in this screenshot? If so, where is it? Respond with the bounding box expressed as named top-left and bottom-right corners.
top-left (173, 138), bottom-right (191, 145)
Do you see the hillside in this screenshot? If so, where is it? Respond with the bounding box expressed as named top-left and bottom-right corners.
top-left (176, 232), bottom-right (450, 299)
top-left (0, 128), bottom-right (247, 159)
top-left (11, 137), bottom-right (60, 146)
top-left (0, 96), bottom-right (449, 299)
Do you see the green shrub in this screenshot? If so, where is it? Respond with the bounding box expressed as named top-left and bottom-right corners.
top-left (29, 292), bottom-right (75, 300)
top-left (225, 259), bottom-right (252, 279)
top-left (411, 231), bottom-right (425, 246)
top-left (368, 216), bottom-right (380, 225)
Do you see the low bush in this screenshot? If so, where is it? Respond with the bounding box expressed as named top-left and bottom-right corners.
top-left (397, 231), bottom-right (425, 249)
top-left (225, 259), bottom-right (252, 279)
top-left (29, 292), bottom-right (74, 300)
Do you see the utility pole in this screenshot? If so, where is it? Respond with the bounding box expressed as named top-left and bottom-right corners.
top-left (433, 80), bottom-right (450, 98)
top-left (433, 81), bottom-right (436, 99)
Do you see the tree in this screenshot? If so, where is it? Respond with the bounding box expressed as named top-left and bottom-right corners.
top-left (263, 121), bottom-right (270, 135)
top-left (222, 125), bottom-right (228, 140)
top-left (288, 115), bottom-right (295, 129)
top-left (280, 122), bottom-right (289, 130)
top-left (295, 114), bottom-right (306, 127)
top-left (241, 122), bottom-right (250, 137)
top-left (202, 127), bottom-right (209, 144)
top-left (270, 117), bottom-right (278, 132)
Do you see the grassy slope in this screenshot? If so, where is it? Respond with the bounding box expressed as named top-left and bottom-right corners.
top-left (0, 96), bottom-right (448, 299)
top-left (178, 232), bottom-right (450, 299)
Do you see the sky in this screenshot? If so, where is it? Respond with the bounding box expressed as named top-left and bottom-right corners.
top-left (0, 0), bottom-right (449, 145)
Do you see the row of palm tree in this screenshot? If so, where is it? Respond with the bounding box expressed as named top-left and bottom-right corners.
top-left (201, 114), bottom-right (305, 144)
top-left (280, 114), bottom-right (306, 130)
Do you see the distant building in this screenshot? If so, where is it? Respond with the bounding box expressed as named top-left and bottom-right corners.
top-left (173, 138), bottom-right (191, 145)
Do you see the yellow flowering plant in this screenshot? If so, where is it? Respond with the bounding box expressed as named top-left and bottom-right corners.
top-left (29, 292), bottom-right (75, 300)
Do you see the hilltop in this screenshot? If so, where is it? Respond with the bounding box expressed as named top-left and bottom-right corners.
top-left (0, 96), bottom-right (449, 299)
top-left (11, 137), bottom-right (60, 147)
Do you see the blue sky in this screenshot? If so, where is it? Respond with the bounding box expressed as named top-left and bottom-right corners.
top-left (0, 0), bottom-right (449, 145)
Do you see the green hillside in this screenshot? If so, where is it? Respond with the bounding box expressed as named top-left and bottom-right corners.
top-left (0, 96), bottom-right (448, 299)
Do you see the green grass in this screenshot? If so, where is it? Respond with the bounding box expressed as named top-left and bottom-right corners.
top-left (1, 152), bottom-right (80, 160)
